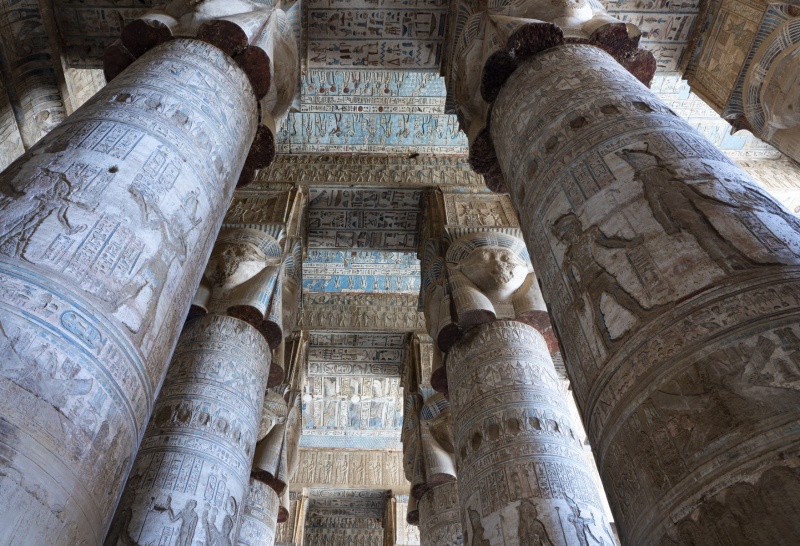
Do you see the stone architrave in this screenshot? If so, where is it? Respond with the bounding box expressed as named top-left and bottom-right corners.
top-left (0, 37), bottom-right (259, 544)
top-left (417, 483), bottom-right (463, 546)
top-left (486, 43), bottom-right (800, 545)
top-left (106, 313), bottom-right (271, 546)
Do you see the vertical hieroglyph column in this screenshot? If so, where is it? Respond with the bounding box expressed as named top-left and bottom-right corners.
top-left (418, 483), bottom-right (462, 546)
top-left (444, 0), bottom-right (800, 541)
top-left (105, 314), bottom-right (271, 546)
top-left (488, 44), bottom-right (800, 544)
top-left (421, 228), bottom-right (612, 546)
top-left (0, 38), bottom-right (258, 544)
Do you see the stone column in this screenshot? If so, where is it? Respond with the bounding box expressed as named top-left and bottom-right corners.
top-left (0, 36), bottom-right (259, 544)
top-left (239, 331), bottom-right (306, 546)
top-left (105, 313), bottom-right (271, 546)
top-left (239, 477), bottom-right (282, 546)
top-left (0, 0), bottom-right (67, 146)
top-left (422, 230), bottom-right (611, 546)
top-left (486, 44), bottom-right (800, 545)
top-left (403, 332), bottom-right (462, 546)
top-left (417, 483), bottom-right (462, 546)
top-left (444, 0), bottom-right (800, 542)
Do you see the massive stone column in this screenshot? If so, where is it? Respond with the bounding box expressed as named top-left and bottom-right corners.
top-left (105, 313), bottom-right (271, 546)
top-left (0, 38), bottom-right (258, 545)
top-left (107, 213), bottom-right (298, 545)
top-left (444, 1), bottom-right (800, 542)
top-left (0, 0), bottom-right (67, 146)
top-left (421, 227), bottom-right (612, 546)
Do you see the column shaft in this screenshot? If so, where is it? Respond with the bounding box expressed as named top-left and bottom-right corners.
top-left (448, 320), bottom-right (613, 546)
top-left (0, 38), bottom-right (256, 544)
top-left (106, 314), bottom-right (271, 546)
top-left (491, 44), bottom-right (800, 544)
top-left (418, 483), bottom-right (463, 546)
top-left (239, 478), bottom-right (281, 546)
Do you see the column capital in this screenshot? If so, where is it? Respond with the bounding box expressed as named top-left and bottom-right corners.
top-left (685, 3), bottom-right (800, 163)
top-left (104, 0), bottom-right (301, 184)
top-left (440, 0), bottom-right (655, 191)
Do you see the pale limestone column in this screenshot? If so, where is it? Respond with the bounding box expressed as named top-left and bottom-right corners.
top-left (0, 37), bottom-right (258, 544)
top-left (239, 478), bottom-right (281, 546)
top-left (421, 230), bottom-right (610, 546)
top-left (106, 313), bottom-right (271, 546)
top-left (448, 320), bottom-right (611, 546)
top-left (488, 44), bottom-right (800, 545)
top-left (417, 483), bottom-right (462, 546)
top-left (0, 0), bottom-right (67, 146)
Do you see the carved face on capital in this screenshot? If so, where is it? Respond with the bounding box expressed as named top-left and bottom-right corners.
top-left (762, 43), bottom-right (800, 138)
top-left (459, 246), bottom-right (529, 296)
top-left (205, 241), bottom-right (271, 290)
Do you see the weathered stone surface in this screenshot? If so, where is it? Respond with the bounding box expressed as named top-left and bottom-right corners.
top-left (0, 79), bottom-right (24, 170)
top-left (448, 321), bottom-right (612, 546)
top-left (491, 44), bottom-right (800, 544)
top-left (0, 38), bottom-right (256, 544)
top-left (192, 226), bottom-right (285, 349)
top-left (239, 478), bottom-right (281, 546)
top-left (0, 0), bottom-right (67, 147)
top-left (106, 314), bottom-right (271, 546)
top-left (418, 483), bottom-right (462, 546)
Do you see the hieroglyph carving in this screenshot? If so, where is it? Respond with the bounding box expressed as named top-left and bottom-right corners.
top-left (489, 44), bottom-right (800, 543)
top-left (418, 483), bottom-right (463, 546)
top-left (447, 321), bottom-right (613, 546)
top-left (238, 478), bottom-right (281, 546)
top-left (106, 314), bottom-right (271, 546)
top-left (299, 293), bottom-right (425, 332)
top-left (105, 0), bottom-right (300, 183)
top-left (256, 154), bottom-right (485, 187)
top-left (0, 39), bottom-right (256, 545)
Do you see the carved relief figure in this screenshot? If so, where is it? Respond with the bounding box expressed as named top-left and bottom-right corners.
top-left (552, 212), bottom-right (657, 346)
top-left (466, 507), bottom-right (490, 546)
top-left (518, 499), bottom-right (555, 546)
top-left (167, 497), bottom-right (199, 546)
top-left (620, 148), bottom-right (762, 273)
top-left (565, 495), bottom-right (603, 546)
top-left (0, 167), bottom-right (86, 260)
